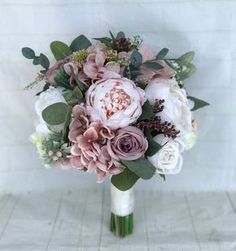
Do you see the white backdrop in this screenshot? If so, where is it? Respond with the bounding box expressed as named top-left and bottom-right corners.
top-left (0, 0), bottom-right (235, 193)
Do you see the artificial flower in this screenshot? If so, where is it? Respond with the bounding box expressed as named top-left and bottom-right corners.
top-left (68, 105), bottom-right (122, 182)
top-left (148, 134), bottom-right (184, 175)
top-left (45, 56), bottom-right (70, 84)
top-left (35, 86), bottom-right (67, 132)
top-left (86, 78), bottom-right (146, 130)
top-left (145, 79), bottom-right (192, 136)
top-left (107, 126), bottom-right (148, 160)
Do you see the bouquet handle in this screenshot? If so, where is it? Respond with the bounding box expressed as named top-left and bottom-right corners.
top-left (110, 182), bottom-right (134, 237)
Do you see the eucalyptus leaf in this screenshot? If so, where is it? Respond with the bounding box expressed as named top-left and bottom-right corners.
top-left (188, 96), bottom-right (209, 111)
top-left (40, 69), bottom-right (47, 74)
top-left (93, 37), bottom-right (112, 47)
top-left (33, 56), bottom-right (40, 65)
top-left (54, 69), bottom-right (72, 90)
top-left (42, 102), bottom-right (69, 126)
top-left (39, 53), bottom-right (50, 69)
top-left (145, 128), bottom-right (162, 156)
top-left (62, 106), bottom-right (72, 142)
top-left (164, 59), bottom-right (179, 70)
top-left (156, 48), bottom-right (169, 60)
top-left (36, 83), bottom-right (50, 96)
top-left (178, 51), bottom-right (195, 64)
top-left (116, 31), bottom-right (125, 40)
top-left (159, 173), bottom-right (166, 181)
top-left (63, 86), bottom-right (84, 105)
top-left (111, 168), bottom-right (139, 191)
top-left (73, 86), bottom-right (84, 102)
top-left (22, 47), bottom-right (35, 59)
top-left (122, 158), bottom-right (156, 180)
top-left (50, 41), bottom-right (72, 60)
top-left (131, 50), bottom-right (142, 68)
top-left (143, 61), bottom-right (164, 70)
top-left (70, 35), bottom-right (92, 52)
top-left (177, 63), bottom-right (196, 80)
top-left (130, 69), bottom-right (142, 80)
top-left (138, 100), bottom-right (154, 121)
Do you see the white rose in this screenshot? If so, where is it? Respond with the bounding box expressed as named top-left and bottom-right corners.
top-left (86, 78), bottom-right (146, 130)
top-left (145, 79), bottom-right (192, 136)
top-left (35, 86), bottom-right (67, 132)
top-left (148, 134), bottom-right (184, 175)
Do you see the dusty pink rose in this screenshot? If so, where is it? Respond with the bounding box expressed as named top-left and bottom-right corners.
top-left (86, 78), bottom-right (146, 130)
top-left (107, 126), bottom-right (148, 161)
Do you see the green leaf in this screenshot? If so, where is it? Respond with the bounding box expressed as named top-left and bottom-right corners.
top-left (109, 30), bottom-right (116, 43)
top-left (164, 59), bottom-right (179, 70)
top-left (93, 37), bottom-right (112, 47)
top-left (138, 100), bottom-right (154, 121)
top-left (116, 31), bottom-right (125, 40)
top-left (72, 86), bottom-right (84, 102)
top-left (40, 69), bottom-right (47, 74)
top-left (177, 63), bottom-right (197, 80)
top-left (143, 61), bottom-right (164, 70)
top-left (54, 69), bottom-right (72, 90)
top-left (68, 65), bottom-right (88, 92)
top-left (62, 106), bottom-right (72, 142)
top-left (42, 102), bottom-right (69, 126)
top-left (159, 173), bottom-right (166, 181)
top-left (39, 53), bottom-right (50, 69)
top-left (156, 48), bottom-right (169, 60)
top-left (145, 129), bottom-right (162, 156)
top-left (70, 35), bottom-right (92, 52)
top-left (131, 50), bottom-right (142, 68)
top-left (111, 168), bottom-right (139, 191)
top-left (188, 96), bottom-right (209, 111)
top-left (63, 86), bottom-right (84, 105)
top-left (33, 56), bottom-right (40, 65)
top-left (22, 47), bottom-right (35, 59)
top-left (36, 83), bottom-right (50, 96)
top-left (122, 158), bottom-right (156, 180)
top-left (178, 51), bottom-right (195, 64)
top-left (50, 41), bottom-right (72, 60)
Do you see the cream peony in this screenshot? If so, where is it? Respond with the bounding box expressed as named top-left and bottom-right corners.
top-left (148, 134), bottom-right (184, 175)
top-left (35, 86), bottom-right (67, 132)
top-left (86, 78), bottom-right (146, 130)
top-left (145, 79), bottom-right (192, 136)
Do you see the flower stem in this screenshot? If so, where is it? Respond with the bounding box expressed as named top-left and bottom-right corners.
top-left (110, 212), bottom-right (133, 237)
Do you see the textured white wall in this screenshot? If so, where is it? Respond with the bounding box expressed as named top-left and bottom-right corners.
top-left (0, 0), bottom-right (235, 193)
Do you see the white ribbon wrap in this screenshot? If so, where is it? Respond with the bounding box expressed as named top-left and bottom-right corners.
top-left (110, 183), bottom-right (134, 217)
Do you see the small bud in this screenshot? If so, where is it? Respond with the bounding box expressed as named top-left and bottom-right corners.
top-left (56, 151), bottom-right (62, 157)
top-left (48, 150), bottom-right (53, 156)
top-left (52, 156), bottom-right (58, 161)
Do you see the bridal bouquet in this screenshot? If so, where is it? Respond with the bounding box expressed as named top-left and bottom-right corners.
top-left (22, 31), bottom-right (208, 237)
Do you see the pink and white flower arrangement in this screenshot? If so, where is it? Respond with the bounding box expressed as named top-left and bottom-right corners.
top-left (23, 31), bottom-right (209, 237)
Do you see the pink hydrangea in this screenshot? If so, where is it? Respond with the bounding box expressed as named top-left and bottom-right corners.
top-left (68, 105), bottom-right (122, 183)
